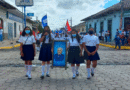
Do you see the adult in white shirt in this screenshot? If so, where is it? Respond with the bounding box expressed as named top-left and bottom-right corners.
top-left (19, 26), bottom-right (36, 80)
top-left (0, 28), bottom-right (3, 41)
top-left (82, 28), bottom-right (100, 79)
top-left (39, 26), bottom-right (54, 79)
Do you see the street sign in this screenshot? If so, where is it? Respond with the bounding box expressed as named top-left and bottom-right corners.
top-left (27, 13), bottom-right (34, 16)
top-left (15, 0), bottom-right (33, 6)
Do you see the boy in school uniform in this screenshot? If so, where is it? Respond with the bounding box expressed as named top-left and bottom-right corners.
top-left (82, 28), bottom-right (100, 79)
top-left (19, 26), bottom-right (36, 80)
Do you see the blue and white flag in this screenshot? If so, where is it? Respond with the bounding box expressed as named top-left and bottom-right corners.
top-left (59, 30), bottom-right (63, 34)
top-left (41, 15), bottom-right (48, 28)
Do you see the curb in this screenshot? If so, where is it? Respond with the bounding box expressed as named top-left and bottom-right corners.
top-left (99, 43), bottom-right (130, 50)
top-left (0, 44), bottom-right (20, 49)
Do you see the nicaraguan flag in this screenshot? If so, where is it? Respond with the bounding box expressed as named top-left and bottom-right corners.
top-left (59, 30), bottom-right (63, 34)
top-left (41, 15), bottom-right (48, 28)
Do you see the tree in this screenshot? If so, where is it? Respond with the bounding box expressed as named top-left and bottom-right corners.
top-left (38, 24), bottom-right (44, 33)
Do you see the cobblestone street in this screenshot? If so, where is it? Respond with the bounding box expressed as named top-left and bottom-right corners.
top-left (0, 46), bottom-right (130, 90)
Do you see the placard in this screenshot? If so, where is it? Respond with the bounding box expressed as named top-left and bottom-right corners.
top-left (52, 40), bottom-right (67, 70)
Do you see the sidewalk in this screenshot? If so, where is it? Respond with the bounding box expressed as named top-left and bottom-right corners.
top-left (0, 39), bottom-right (20, 48)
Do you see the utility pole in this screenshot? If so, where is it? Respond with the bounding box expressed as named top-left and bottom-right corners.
top-left (119, 0), bottom-right (124, 30)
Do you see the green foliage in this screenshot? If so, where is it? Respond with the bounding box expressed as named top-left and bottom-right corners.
top-left (38, 24), bottom-right (44, 33)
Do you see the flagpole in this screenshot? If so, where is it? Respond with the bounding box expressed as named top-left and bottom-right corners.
top-left (46, 13), bottom-right (48, 26)
top-left (71, 17), bottom-right (72, 28)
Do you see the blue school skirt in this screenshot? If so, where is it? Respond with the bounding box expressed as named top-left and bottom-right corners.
top-left (21, 45), bottom-right (34, 61)
top-left (84, 46), bottom-right (100, 61)
top-left (39, 43), bottom-right (52, 61)
top-left (68, 46), bottom-right (84, 64)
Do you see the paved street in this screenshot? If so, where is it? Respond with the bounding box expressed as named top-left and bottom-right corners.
top-left (0, 46), bottom-right (130, 90)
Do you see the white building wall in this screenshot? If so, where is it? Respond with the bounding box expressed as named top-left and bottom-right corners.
top-left (0, 8), bottom-right (33, 40)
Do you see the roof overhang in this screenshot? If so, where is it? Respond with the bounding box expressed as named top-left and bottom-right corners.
top-left (0, 0), bottom-right (16, 9)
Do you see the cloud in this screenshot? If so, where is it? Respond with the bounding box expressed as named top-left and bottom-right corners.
top-left (4, 0), bottom-right (110, 30)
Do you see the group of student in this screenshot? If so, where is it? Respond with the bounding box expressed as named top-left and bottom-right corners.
top-left (19, 26), bottom-right (100, 80)
top-left (114, 29), bottom-right (130, 50)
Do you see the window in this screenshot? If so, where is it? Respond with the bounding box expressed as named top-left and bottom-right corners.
top-left (82, 28), bottom-right (84, 32)
top-left (89, 24), bottom-right (91, 28)
top-left (100, 21), bottom-right (104, 33)
top-left (107, 20), bottom-right (112, 39)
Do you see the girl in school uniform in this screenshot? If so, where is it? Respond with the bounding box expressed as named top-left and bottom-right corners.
top-left (19, 26), bottom-right (36, 80)
top-left (67, 29), bottom-right (84, 79)
top-left (82, 28), bottom-right (100, 79)
top-left (39, 26), bottom-right (54, 79)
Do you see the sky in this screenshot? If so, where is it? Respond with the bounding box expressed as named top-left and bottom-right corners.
top-left (5, 0), bottom-right (120, 30)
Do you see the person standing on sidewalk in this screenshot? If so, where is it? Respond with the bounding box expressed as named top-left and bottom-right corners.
top-left (83, 28), bottom-right (100, 79)
top-left (67, 29), bottom-right (84, 79)
top-left (115, 35), bottom-right (121, 50)
top-left (105, 31), bottom-right (108, 42)
top-left (39, 26), bottom-right (54, 79)
top-left (0, 28), bottom-right (3, 42)
top-left (19, 26), bottom-right (36, 80)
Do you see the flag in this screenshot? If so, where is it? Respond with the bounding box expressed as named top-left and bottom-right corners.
top-left (66, 20), bottom-right (71, 32)
top-left (33, 31), bottom-right (36, 40)
top-left (41, 15), bottom-right (48, 28)
top-left (59, 30), bottom-right (63, 34)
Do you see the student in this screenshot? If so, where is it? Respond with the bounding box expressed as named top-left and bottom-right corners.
top-left (83, 28), bottom-right (100, 79)
top-left (39, 26), bottom-right (54, 79)
top-left (67, 29), bottom-right (84, 79)
top-left (19, 26), bottom-right (36, 80)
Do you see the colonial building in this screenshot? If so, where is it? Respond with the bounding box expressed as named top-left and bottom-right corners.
top-left (82, 0), bottom-right (130, 41)
top-left (0, 0), bottom-right (33, 40)
top-left (72, 22), bottom-right (86, 33)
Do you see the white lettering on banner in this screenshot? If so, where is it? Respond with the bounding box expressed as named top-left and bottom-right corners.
top-left (43, 19), bottom-right (47, 24)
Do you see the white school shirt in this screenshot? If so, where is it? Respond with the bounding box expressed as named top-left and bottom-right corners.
top-left (0, 29), bottom-right (3, 35)
top-left (19, 35), bottom-right (36, 45)
top-left (44, 33), bottom-right (54, 43)
top-left (82, 34), bottom-right (99, 46)
top-left (68, 37), bottom-right (82, 46)
top-left (36, 33), bottom-right (42, 40)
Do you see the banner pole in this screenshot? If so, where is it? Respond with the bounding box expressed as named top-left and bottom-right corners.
top-left (24, 6), bottom-right (26, 28)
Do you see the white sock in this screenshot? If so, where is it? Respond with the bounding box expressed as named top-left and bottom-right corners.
top-left (76, 66), bottom-right (79, 74)
top-left (28, 65), bottom-right (32, 78)
top-left (36, 47), bottom-right (38, 50)
top-left (25, 65), bottom-right (28, 75)
top-left (87, 68), bottom-right (91, 78)
top-left (72, 66), bottom-right (75, 76)
top-left (41, 65), bottom-right (45, 76)
top-left (46, 64), bottom-right (50, 74)
top-left (91, 67), bottom-right (95, 74)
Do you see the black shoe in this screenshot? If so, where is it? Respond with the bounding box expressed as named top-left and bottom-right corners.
top-left (28, 77), bottom-right (32, 80)
top-left (87, 77), bottom-right (91, 79)
top-left (76, 73), bottom-right (79, 76)
top-left (72, 76), bottom-right (76, 79)
top-left (91, 73), bottom-right (94, 77)
top-left (46, 74), bottom-right (50, 77)
top-left (40, 76), bottom-right (44, 79)
top-left (25, 75), bottom-right (28, 77)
